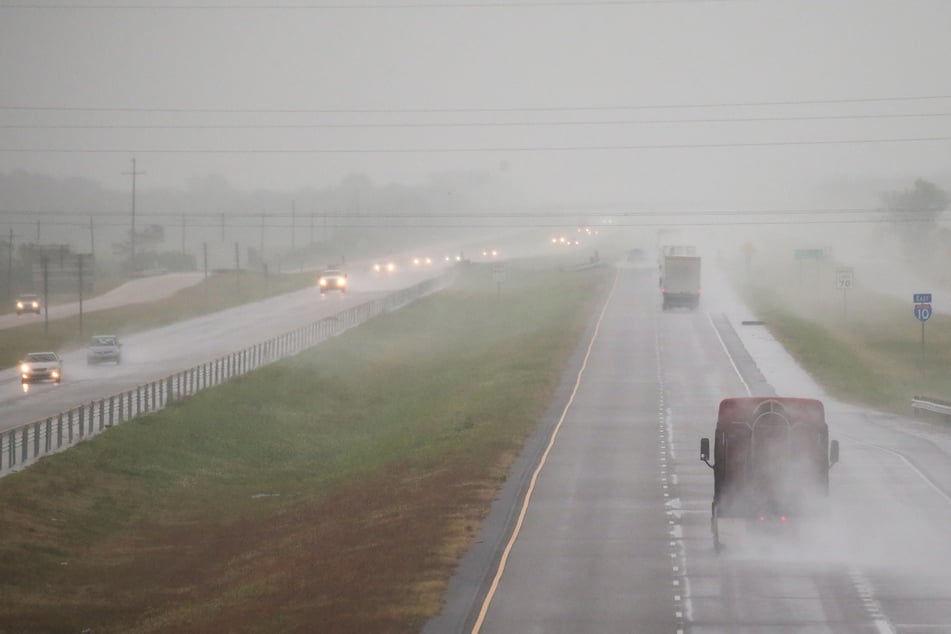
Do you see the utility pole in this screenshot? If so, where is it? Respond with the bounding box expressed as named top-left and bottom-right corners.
top-left (122, 158), bottom-right (146, 272)
top-left (181, 213), bottom-right (186, 255)
top-left (6, 228), bottom-right (14, 301)
top-left (89, 216), bottom-right (96, 259)
top-left (291, 200), bottom-right (296, 253)
top-left (78, 253), bottom-right (85, 336)
top-left (260, 211), bottom-right (266, 270)
top-left (41, 254), bottom-right (49, 334)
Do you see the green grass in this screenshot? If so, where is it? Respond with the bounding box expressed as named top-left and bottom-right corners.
top-left (731, 258), bottom-right (951, 415)
top-left (0, 270), bottom-right (315, 369)
top-left (0, 260), bottom-right (611, 634)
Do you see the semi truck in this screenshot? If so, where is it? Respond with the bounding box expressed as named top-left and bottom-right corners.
top-left (700, 397), bottom-right (840, 553)
top-left (660, 254), bottom-right (701, 310)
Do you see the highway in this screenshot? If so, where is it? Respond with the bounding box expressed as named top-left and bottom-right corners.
top-left (0, 265), bottom-right (444, 435)
top-left (426, 261), bottom-right (951, 633)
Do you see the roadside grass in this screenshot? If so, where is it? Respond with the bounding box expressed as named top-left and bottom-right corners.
top-left (0, 261), bottom-right (611, 633)
top-left (732, 258), bottom-right (951, 415)
top-left (0, 270), bottom-right (314, 369)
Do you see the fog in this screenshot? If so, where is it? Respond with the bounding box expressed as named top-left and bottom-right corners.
top-left (4, 3), bottom-right (951, 630)
top-left (2, 1), bottom-right (950, 213)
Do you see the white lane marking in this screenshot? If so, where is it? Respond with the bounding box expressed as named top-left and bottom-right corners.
top-left (469, 267), bottom-right (621, 634)
top-left (659, 312), bottom-right (689, 632)
top-left (705, 310), bottom-right (752, 397)
top-left (849, 567), bottom-right (897, 634)
top-left (847, 436), bottom-right (951, 507)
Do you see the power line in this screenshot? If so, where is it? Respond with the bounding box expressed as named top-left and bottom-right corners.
top-left (0, 206), bottom-right (904, 218)
top-left (0, 1), bottom-right (799, 10)
top-left (3, 95), bottom-right (951, 114)
top-left (1, 218), bottom-right (941, 229)
top-left (2, 135), bottom-right (950, 153)
top-left (4, 112), bottom-right (951, 130)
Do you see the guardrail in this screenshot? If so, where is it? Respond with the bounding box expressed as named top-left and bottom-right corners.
top-left (911, 395), bottom-right (951, 421)
top-left (0, 272), bottom-right (453, 478)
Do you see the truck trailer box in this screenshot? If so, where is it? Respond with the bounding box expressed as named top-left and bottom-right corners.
top-left (661, 255), bottom-right (701, 310)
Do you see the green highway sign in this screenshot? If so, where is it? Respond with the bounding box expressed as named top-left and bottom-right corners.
top-left (795, 248), bottom-right (824, 260)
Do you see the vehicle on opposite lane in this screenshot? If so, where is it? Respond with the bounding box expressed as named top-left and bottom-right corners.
top-left (87, 334), bottom-right (122, 365)
top-left (15, 293), bottom-right (41, 315)
top-left (20, 351), bottom-right (63, 384)
top-left (318, 269), bottom-right (348, 293)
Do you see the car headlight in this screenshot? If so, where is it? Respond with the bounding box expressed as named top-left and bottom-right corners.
top-left (51, 370), bottom-right (60, 379)
top-left (373, 264), bottom-right (381, 272)
top-left (16, 302), bottom-right (23, 309)
top-left (338, 278), bottom-right (347, 286)
top-left (20, 363), bottom-right (29, 373)
top-left (319, 278), bottom-right (328, 286)
top-left (32, 301), bottom-right (39, 308)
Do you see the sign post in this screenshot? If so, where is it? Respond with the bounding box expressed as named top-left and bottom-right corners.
top-left (493, 264), bottom-right (506, 299)
top-left (913, 293), bottom-right (932, 355)
top-left (794, 248), bottom-right (823, 285)
top-left (835, 267), bottom-right (853, 317)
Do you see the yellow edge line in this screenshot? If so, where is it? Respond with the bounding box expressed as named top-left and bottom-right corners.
top-left (470, 266), bottom-right (621, 633)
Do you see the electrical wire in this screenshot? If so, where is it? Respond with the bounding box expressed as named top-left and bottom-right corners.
top-left (3, 95), bottom-right (951, 114)
top-left (3, 112), bottom-right (951, 130)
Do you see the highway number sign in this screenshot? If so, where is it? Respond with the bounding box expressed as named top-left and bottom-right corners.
top-left (836, 268), bottom-right (854, 289)
top-left (915, 304), bottom-right (932, 322)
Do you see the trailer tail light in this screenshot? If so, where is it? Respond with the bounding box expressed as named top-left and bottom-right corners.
top-left (759, 516), bottom-right (766, 521)
top-left (780, 515), bottom-right (787, 522)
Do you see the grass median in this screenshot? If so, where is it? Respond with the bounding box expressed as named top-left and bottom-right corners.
top-left (0, 260), bottom-right (611, 634)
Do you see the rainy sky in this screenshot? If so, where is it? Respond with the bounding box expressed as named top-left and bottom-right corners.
top-left (2, 0), bottom-right (950, 208)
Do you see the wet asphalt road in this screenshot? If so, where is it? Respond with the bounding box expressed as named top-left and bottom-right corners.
top-left (426, 263), bottom-right (951, 634)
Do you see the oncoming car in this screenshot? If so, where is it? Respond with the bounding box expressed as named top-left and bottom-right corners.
top-left (20, 351), bottom-right (63, 384)
top-left (318, 269), bottom-right (348, 293)
top-left (15, 293), bottom-right (41, 315)
top-left (87, 334), bottom-right (122, 365)
top-left (373, 261), bottom-right (397, 274)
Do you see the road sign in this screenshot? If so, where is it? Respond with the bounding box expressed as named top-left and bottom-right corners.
top-left (914, 293), bottom-right (932, 303)
top-left (795, 248), bottom-right (824, 260)
top-left (914, 304), bottom-right (932, 322)
top-left (835, 268), bottom-right (854, 289)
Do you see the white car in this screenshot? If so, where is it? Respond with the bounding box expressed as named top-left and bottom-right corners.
top-left (87, 334), bottom-right (122, 365)
top-left (20, 351), bottom-right (63, 384)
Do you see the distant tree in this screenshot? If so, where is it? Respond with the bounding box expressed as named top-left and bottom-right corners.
top-left (881, 179), bottom-right (949, 256)
top-left (112, 224), bottom-right (166, 268)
